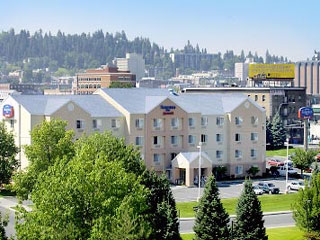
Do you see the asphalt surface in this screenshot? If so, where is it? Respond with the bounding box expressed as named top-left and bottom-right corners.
top-left (179, 212), bottom-right (294, 233)
top-left (172, 178), bottom-right (300, 202)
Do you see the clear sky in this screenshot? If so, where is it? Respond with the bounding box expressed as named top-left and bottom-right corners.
top-left (1, 0), bottom-right (319, 61)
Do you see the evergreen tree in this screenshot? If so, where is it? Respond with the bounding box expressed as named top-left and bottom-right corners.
top-left (271, 112), bottom-right (286, 149)
top-left (193, 175), bottom-right (230, 240)
top-left (266, 119), bottom-right (273, 146)
top-left (233, 180), bottom-right (267, 240)
top-left (142, 172), bottom-right (181, 240)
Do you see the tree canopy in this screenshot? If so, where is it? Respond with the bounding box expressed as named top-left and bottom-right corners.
top-left (0, 122), bottom-right (19, 186)
top-left (291, 149), bottom-right (317, 176)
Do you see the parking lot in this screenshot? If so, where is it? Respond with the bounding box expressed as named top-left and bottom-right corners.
top-left (172, 178), bottom-right (300, 202)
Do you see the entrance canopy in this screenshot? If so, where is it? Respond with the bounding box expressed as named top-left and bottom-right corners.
top-left (172, 152), bottom-right (213, 169)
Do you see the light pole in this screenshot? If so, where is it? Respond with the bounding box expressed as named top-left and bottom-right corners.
top-left (197, 142), bottom-right (202, 202)
top-left (285, 137), bottom-right (289, 194)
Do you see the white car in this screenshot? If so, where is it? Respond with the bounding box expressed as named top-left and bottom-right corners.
top-left (288, 181), bottom-right (305, 191)
top-left (283, 160), bottom-right (293, 167)
top-left (278, 166), bottom-right (298, 176)
top-left (253, 185), bottom-right (264, 195)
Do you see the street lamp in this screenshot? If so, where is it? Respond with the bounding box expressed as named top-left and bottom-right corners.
top-left (197, 142), bottom-right (202, 202)
top-left (285, 137), bottom-right (289, 194)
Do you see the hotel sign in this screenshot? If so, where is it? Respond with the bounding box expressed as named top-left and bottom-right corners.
top-left (3, 105), bottom-right (14, 118)
top-left (298, 107), bottom-right (313, 120)
top-left (160, 105), bottom-right (176, 115)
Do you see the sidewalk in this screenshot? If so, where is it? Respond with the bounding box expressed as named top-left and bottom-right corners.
top-left (0, 196), bottom-right (32, 212)
top-left (179, 210), bottom-right (293, 221)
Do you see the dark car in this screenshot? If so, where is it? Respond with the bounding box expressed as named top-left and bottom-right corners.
top-left (258, 182), bottom-right (280, 194)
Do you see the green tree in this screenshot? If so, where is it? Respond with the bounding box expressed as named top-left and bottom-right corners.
top-left (15, 155), bottom-right (150, 239)
top-left (109, 81), bottom-right (134, 88)
top-left (0, 122), bottom-right (19, 186)
top-left (293, 172), bottom-right (320, 237)
top-left (141, 172), bottom-right (181, 240)
top-left (193, 175), bottom-right (230, 240)
top-left (13, 119), bottom-right (74, 200)
top-left (271, 112), bottom-right (286, 149)
top-left (246, 166), bottom-right (260, 177)
top-left (233, 180), bottom-right (267, 240)
top-left (266, 119), bottom-right (273, 146)
top-left (291, 148), bottom-right (317, 176)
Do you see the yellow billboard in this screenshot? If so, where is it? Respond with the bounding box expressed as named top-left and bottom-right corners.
top-left (249, 64), bottom-right (295, 80)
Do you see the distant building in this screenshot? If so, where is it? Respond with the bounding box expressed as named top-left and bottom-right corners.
top-left (170, 52), bottom-right (217, 70)
top-left (182, 87), bottom-right (307, 144)
top-left (0, 83), bottom-right (43, 95)
top-left (293, 61), bottom-right (320, 97)
top-left (74, 66), bottom-right (136, 94)
top-left (114, 53), bottom-right (145, 81)
top-left (234, 58), bottom-right (254, 86)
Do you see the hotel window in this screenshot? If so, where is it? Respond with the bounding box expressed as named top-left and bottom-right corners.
top-left (235, 133), bottom-right (241, 142)
top-left (251, 116), bottom-right (258, 125)
top-left (171, 153), bottom-right (177, 160)
top-left (216, 150), bottom-right (223, 159)
top-left (135, 118), bottom-right (144, 129)
top-left (153, 154), bottom-right (161, 165)
top-left (235, 150), bottom-right (242, 158)
top-left (153, 118), bottom-right (162, 129)
top-left (153, 136), bottom-right (161, 145)
top-left (235, 165), bottom-right (243, 175)
top-left (135, 136), bottom-right (144, 146)
top-left (171, 136), bottom-right (178, 145)
top-left (216, 117), bottom-right (224, 126)
top-left (171, 118), bottom-right (179, 128)
top-left (216, 134), bottom-right (223, 142)
top-left (10, 120), bottom-right (14, 128)
top-left (251, 133), bottom-right (258, 141)
top-left (201, 116), bottom-right (208, 127)
top-left (255, 95), bottom-right (258, 101)
top-left (262, 95), bottom-right (266, 102)
top-left (188, 135), bottom-right (196, 144)
top-left (188, 118), bottom-right (195, 127)
top-left (235, 117), bottom-right (243, 125)
top-left (251, 149), bottom-right (257, 158)
top-left (201, 134), bottom-right (208, 143)
top-left (76, 120), bottom-right (84, 129)
top-left (92, 119), bottom-right (98, 129)
top-left (111, 119), bottom-right (120, 128)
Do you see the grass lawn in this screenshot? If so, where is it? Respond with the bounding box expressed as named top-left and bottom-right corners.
top-left (180, 227), bottom-right (304, 240)
top-left (177, 193), bottom-right (297, 218)
top-left (266, 148), bottom-right (296, 157)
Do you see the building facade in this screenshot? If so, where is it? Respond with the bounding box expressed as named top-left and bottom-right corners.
top-left (114, 53), bottom-right (145, 81)
top-left (74, 66), bottom-right (136, 94)
top-left (294, 61), bottom-right (320, 97)
top-left (1, 88), bottom-right (266, 186)
top-left (182, 87), bottom-right (306, 143)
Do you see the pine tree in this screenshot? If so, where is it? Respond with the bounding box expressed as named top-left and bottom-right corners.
top-left (233, 180), bottom-right (267, 240)
top-left (142, 172), bottom-right (181, 240)
top-left (193, 175), bottom-right (230, 240)
top-left (271, 112), bottom-right (286, 149)
top-left (266, 119), bottom-right (273, 146)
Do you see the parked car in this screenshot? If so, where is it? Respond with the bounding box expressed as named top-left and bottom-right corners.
top-left (253, 185), bottom-right (264, 195)
top-left (267, 159), bottom-right (284, 166)
top-left (288, 181), bottom-right (305, 191)
top-left (258, 182), bottom-right (280, 194)
top-left (315, 153), bottom-right (320, 162)
top-left (277, 166), bottom-right (298, 176)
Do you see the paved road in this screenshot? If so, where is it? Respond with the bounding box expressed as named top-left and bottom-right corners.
top-left (172, 178), bottom-right (299, 202)
top-left (179, 212), bottom-right (294, 233)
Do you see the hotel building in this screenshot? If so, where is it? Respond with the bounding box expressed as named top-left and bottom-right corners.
top-left (1, 88), bottom-right (266, 186)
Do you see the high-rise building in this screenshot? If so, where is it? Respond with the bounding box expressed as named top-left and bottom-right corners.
top-left (234, 58), bottom-right (254, 86)
top-left (114, 53), bottom-right (145, 81)
top-left (294, 61), bottom-right (320, 96)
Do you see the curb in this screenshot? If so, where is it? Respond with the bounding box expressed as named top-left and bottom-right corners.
top-left (179, 211), bottom-right (293, 221)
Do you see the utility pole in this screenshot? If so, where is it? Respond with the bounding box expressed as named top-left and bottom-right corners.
top-left (304, 119), bottom-right (308, 151)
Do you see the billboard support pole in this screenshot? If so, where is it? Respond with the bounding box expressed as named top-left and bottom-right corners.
top-left (304, 119), bottom-right (308, 151)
